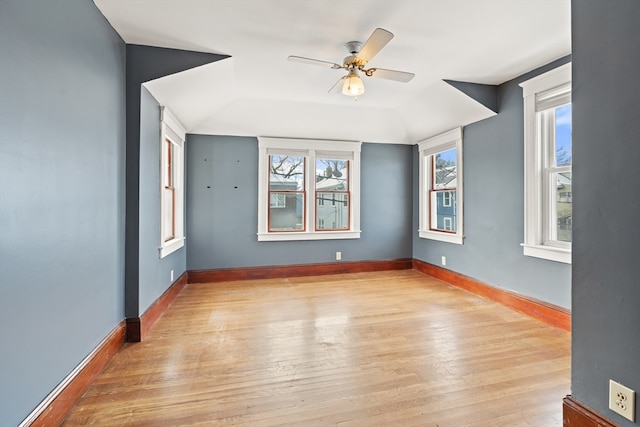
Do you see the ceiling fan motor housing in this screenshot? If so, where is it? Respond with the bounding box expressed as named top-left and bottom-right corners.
top-left (344, 41), bottom-right (367, 69)
top-left (345, 41), bottom-right (362, 55)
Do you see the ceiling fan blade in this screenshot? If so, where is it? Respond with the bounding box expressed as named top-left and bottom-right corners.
top-left (329, 77), bottom-right (346, 94)
top-left (288, 55), bottom-right (342, 69)
top-left (356, 28), bottom-right (394, 63)
top-left (367, 68), bottom-right (415, 83)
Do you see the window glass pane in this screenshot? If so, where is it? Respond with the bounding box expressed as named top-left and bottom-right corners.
top-left (555, 104), bottom-right (572, 167)
top-left (443, 191), bottom-right (452, 207)
top-left (316, 192), bottom-right (349, 230)
top-left (430, 190), bottom-right (457, 232)
top-left (269, 193), bottom-right (304, 231)
top-left (166, 139), bottom-right (174, 187)
top-left (554, 172), bottom-right (572, 242)
top-left (315, 159), bottom-right (349, 231)
top-left (270, 155), bottom-right (304, 191)
top-left (443, 217), bottom-right (453, 231)
top-left (434, 149), bottom-right (457, 189)
top-left (315, 159), bottom-right (348, 189)
top-left (161, 187), bottom-right (175, 241)
top-left (269, 193), bottom-right (286, 208)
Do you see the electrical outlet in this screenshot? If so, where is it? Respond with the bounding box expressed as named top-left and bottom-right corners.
top-left (441, 256), bottom-right (446, 266)
top-left (336, 251), bottom-right (342, 261)
top-left (609, 379), bottom-right (636, 421)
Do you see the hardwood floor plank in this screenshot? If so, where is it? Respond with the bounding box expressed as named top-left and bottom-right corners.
top-left (62, 271), bottom-right (569, 426)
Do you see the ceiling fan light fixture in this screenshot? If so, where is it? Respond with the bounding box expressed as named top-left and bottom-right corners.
top-left (342, 70), bottom-right (365, 96)
top-left (288, 28), bottom-right (413, 96)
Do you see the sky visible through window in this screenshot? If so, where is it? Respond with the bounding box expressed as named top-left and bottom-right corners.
top-left (436, 148), bottom-right (456, 164)
top-left (556, 104), bottom-right (572, 164)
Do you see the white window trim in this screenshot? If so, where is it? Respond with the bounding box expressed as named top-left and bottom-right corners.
top-left (159, 106), bottom-right (185, 258)
top-left (257, 137), bottom-right (361, 242)
top-left (520, 63), bottom-right (571, 264)
top-left (418, 127), bottom-right (464, 245)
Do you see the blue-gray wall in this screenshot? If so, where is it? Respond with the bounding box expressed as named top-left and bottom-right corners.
top-left (5, 1), bottom-right (637, 425)
top-left (413, 56), bottom-right (572, 309)
top-left (572, 2), bottom-right (640, 425)
top-left (186, 135), bottom-right (413, 269)
top-left (138, 87), bottom-right (186, 313)
top-left (0, 1), bottom-right (126, 425)
top-left (124, 46), bottom-right (228, 318)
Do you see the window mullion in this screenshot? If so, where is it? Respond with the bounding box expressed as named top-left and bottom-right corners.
top-left (307, 150), bottom-right (314, 232)
top-left (540, 110), bottom-right (549, 245)
top-left (543, 109), bottom-right (557, 245)
top-left (543, 169), bottom-right (555, 245)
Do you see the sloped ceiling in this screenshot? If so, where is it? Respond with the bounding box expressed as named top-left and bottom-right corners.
top-left (94, 0), bottom-right (570, 144)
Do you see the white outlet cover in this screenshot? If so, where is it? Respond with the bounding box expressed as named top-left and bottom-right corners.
top-left (609, 379), bottom-right (636, 422)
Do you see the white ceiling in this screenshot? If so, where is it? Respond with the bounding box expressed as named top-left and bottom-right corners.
top-left (94, 0), bottom-right (570, 144)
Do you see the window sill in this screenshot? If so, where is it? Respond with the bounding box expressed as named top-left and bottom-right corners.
top-left (521, 243), bottom-right (571, 264)
top-left (419, 230), bottom-right (464, 245)
top-left (257, 230), bottom-right (361, 242)
top-left (159, 237), bottom-right (185, 258)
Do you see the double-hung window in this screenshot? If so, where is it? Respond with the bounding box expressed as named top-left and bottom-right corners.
top-left (418, 127), bottom-right (464, 244)
top-left (159, 106), bottom-right (185, 258)
top-left (257, 137), bottom-right (361, 241)
top-left (520, 63), bottom-right (572, 264)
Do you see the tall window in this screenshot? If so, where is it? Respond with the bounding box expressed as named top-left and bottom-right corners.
top-left (258, 137), bottom-right (361, 241)
top-left (159, 106), bottom-right (185, 258)
top-left (316, 158), bottom-right (349, 230)
top-left (520, 63), bottom-right (572, 264)
top-left (163, 138), bottom-right (176, 241)
top-left (418, 128), bottom-right (464, 244)
top-left (268, 154), bottom-right (305, 231)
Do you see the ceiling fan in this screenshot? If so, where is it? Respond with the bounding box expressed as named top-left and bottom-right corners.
top-left (288, 28), bottom-right (415, 97)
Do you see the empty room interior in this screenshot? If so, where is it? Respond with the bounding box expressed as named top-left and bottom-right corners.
top-left (1, 1), bottom-right (639, 426)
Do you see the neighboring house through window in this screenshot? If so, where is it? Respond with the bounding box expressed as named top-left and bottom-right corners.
top-left (418, 127), bottom-right (464, 244)
top-left (257, 137), bottom-right (361, 241)
top-left (443, 216), bottom-right (453, 231)
top-left (269, 192), bottom-right (287, 208)
top-left (520, 62), bottom-right (572, 264)
top-left (159, 106), bottom-right (185, 258)
top-left (443, 191), bottom-right (452, 207)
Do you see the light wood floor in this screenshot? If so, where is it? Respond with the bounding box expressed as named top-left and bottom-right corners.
top-left (63, 270), bottom-right (570, 426)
